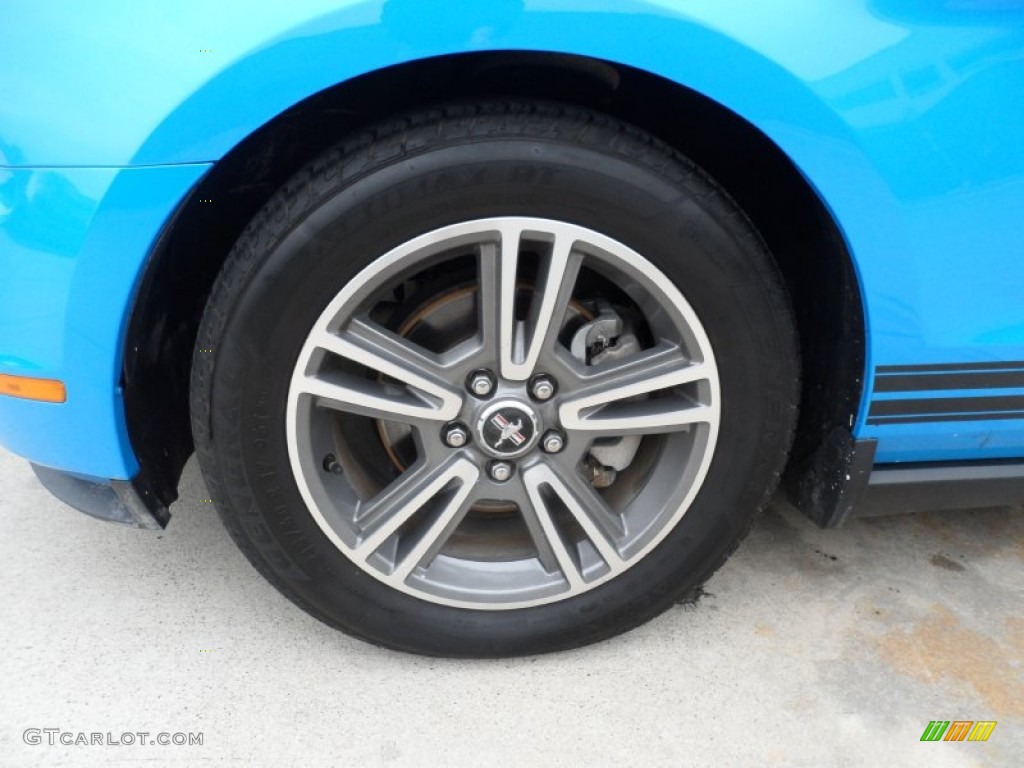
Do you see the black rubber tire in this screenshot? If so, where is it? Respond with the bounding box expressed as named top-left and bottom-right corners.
top-left (190, 102), bottom-right (799, 657)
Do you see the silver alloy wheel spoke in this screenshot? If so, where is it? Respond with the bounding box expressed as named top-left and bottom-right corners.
top-left (559, 341), bottom-right (715, 434)
top-left (387, 487), bottom-right (476, 583)
top-left (479, 222), bottom-right (584, 381)
top-left (300, 323), bottom-right (462, 424)
top-left (519, 485), bottom-right (586, 590)
top-left (287, 217), bottom-right (721, 610)
top-left (354, 456), bottom-right (479, 559)
top-left (384, 468), bottom-right (479, 585)
top-left (547, 462), bottom-right (626, 539)
top-left (522, 462), bottom-right (626, 584)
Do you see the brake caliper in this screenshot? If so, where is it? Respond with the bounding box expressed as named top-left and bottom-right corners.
top-left (570, 302), bottom-right (643, 488)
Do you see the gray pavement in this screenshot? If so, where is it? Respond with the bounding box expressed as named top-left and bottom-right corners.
top-left (0, 445), bottom-right (1020, 767)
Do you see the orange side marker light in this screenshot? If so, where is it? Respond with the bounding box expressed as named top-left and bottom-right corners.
top-left (0, 374), bottom-right (67, 403)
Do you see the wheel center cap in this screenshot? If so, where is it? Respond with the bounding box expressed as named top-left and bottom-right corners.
top-left (476, 400), bottom-right (540, 458)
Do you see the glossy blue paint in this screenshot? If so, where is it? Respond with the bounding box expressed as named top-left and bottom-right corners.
top-left (0, 164), bottom-right (210, 477)
top-left (1, 0), bottom-right (1024, 477)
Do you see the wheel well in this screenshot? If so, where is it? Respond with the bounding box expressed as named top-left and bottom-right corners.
top-left (123, 51), bottom-right (865, 513)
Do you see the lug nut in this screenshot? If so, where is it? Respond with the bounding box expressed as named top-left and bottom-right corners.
top-left (488, 460), bottom-right (514, 482)
top-left (467, 369), bottom-right (496, 398)
top-left (442, 422), bottom-right (469, 448)
top-left (541, 430), bottom-right (565, 454)
top-left (529, 374), bottom-right (556, 401)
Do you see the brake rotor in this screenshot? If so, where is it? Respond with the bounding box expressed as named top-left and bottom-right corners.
top-left (375, 281), bottom-right (593, 515)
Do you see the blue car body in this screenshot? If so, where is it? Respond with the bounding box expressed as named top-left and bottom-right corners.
top-left (2, 1), bottom-right (1023, 518)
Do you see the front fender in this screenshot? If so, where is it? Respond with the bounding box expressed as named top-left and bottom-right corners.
top-left (3, 2), bottom-right (876, 175)
top-left (4, 1), bottom-right (1022, 479)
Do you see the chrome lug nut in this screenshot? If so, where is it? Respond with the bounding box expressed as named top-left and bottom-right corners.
top-left (442, 422), bottom-right (469, 448)
top-left (467, 369), bottom-right (496, 398)
top-left (488, 460), bottom-right (514, 482)
top-left (541, 430), bottom-right (565, 454)
top-left (529, 374), bottom-right (556, 401)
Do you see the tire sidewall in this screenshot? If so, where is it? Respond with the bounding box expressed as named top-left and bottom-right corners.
top-left (198, 115), bottom-right (797, 656)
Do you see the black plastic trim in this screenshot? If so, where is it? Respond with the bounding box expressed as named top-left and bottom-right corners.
top-left (120, 180), bottom-right (203, 514)
top-left (856, 460), bottom-right (1024, 517)
top-left (788, 437), bottom-right (1024, 526)
top-left (786, 430), bottom-right (876, 528)
top-left (31, 464), bottom-right (167, 530)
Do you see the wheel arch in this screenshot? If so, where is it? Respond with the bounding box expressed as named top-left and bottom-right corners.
top-left (122, 51), bottom-right (866, 521)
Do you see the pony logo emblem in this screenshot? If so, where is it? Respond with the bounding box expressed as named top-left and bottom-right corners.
top-left (478, 401), bottom-right (539, 457)
top-left (490, 413), bottom-right (526, 449)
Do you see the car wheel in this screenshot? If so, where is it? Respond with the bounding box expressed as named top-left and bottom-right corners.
top-left (190, 102), bottom-right (799, 657)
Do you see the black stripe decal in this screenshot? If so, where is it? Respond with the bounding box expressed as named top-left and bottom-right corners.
top-left (870, 361), bottom-right (1024, 425)
top-left (874, 370), bottom-right (1024, 393)
top-left (867, 411), bottom-right (1024, 425)
top-left (870, 395), bottom-right (1024, 418)
top-left (876, 361), bottom-right (1024, 374)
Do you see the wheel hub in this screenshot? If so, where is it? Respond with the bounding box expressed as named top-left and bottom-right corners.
top-left (475, 399), bottom-right (541, 458)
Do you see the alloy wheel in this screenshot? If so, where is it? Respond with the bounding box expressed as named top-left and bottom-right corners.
top-left (285, 217), bottom-right (720, 609)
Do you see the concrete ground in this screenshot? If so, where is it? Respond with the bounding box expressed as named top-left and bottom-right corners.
top-left (0, 445), bottom-right (1020, 768)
